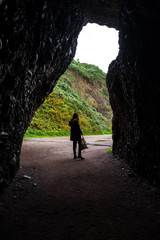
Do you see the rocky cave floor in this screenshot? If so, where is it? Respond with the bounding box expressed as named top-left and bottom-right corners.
top-left (0, 135), bottom-right (160, 240)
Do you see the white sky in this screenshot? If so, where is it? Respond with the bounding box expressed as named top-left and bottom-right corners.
top-left (74, 23), bottom-right (119, 73)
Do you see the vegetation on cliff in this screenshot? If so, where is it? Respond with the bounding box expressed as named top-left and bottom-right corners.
top-left (25, 60), bottom-right (112, 137)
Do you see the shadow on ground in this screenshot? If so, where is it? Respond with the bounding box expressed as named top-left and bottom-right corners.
top-left (0, 135), bottom-right (160, 240)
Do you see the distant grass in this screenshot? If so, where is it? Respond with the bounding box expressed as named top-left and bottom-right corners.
top-left (24, 129), bottom-right (70, 138)
top-left (24, 60), bottom-right (112, 138)
top-left (68, 60), bottom-right (106, 86)
top-left (107, 148), bottom-right (112, 153)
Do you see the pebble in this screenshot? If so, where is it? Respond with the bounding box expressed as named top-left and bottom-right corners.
top-left (23, 175), bottom-right (32, 180)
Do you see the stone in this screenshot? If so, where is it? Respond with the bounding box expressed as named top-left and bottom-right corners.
top-left (23, 175), bottom-right (32, 180)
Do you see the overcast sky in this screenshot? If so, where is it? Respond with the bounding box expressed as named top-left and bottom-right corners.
top-left (74, 23), bottom-right (119, 73)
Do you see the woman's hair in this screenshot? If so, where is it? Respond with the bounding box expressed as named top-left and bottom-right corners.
top-left (73, 112), bottom-right (78, 119)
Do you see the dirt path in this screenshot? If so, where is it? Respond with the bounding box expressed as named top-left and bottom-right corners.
top-left (0, 135), bottom-right (160, 240)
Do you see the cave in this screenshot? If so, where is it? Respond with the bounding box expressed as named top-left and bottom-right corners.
top-left (0, 0), bottom-right (160, 187)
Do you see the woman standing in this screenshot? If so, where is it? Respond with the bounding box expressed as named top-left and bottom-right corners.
top-left (69, 113), bottom-right (84, 160)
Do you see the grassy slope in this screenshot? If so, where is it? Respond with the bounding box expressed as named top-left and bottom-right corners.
top-left (24, 60), bottom-right (112, 138)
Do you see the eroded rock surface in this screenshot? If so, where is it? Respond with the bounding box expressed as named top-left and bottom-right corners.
top-left (0, 0), bottom-right (86, 185)
top-left (107, 1), bottom-right (160, 183)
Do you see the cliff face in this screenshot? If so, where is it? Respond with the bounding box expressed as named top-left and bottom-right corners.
top-left (0, 0), bottom-right (86, 185)
top-left (0, 0), bottom-right (160, 186)
top-left (107, 1), bottom-right (160, 183)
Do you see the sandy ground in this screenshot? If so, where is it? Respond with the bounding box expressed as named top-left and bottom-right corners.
top-left (0, 135), bottom-right (160, 240)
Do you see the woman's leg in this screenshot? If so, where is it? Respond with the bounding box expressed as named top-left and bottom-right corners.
top-left (78, 139), bottom-right (82, 158)
top-left (73, 140), bottom-right (77, 158)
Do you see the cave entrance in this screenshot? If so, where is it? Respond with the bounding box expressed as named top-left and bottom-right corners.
top-left (74, 23), bottom-right (119, 74)
top-left (24, 23), bottom-right (119, 139)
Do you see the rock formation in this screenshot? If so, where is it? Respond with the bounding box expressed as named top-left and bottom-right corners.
top-left (0, 0), bottom-right (160, 186)
top-left (0, 0), bottom-right (85, 185)
top-left (107, 1), bottom-right (160, 184)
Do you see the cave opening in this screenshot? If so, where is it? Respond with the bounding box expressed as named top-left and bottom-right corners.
top-left (24, 23), bottom-right (119, 140)
top-left (74, 23), bottom-right (119, 74)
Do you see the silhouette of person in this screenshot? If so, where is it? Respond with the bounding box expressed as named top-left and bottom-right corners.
top-left (69, 113), bottom-right (84, 160)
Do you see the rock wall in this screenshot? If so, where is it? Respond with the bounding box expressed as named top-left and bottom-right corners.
top-left (0, 0), bottom-right (85, 186)
top-left (84, 0), bottom-right (123, 28)
top-left (107, 1), bottom-right (160, 184)
top-left (1, 0), bottom-right (160, 186)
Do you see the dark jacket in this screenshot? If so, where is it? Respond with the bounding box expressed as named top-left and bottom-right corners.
top-left (69, 118), bottom-right (83, 141)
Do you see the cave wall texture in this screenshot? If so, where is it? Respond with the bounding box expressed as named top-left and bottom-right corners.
top-left (107, 0), bottom-right (160, 184)
top-left (0, 0), bottom-right (160, 186)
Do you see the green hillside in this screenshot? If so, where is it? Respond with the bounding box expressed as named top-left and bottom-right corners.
top-left (24, 60), bottom-right (112, 138)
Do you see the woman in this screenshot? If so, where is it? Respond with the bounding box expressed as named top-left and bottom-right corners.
top-left (69, 113), bottom-right (84, 159)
